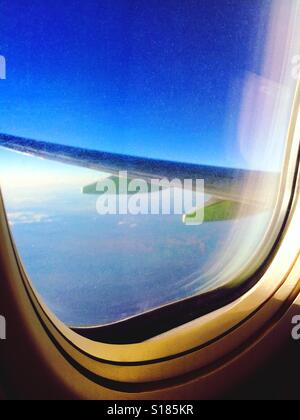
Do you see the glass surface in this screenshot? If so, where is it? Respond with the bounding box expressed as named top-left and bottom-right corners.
top-left (0, 0), bottom-right (299, 327)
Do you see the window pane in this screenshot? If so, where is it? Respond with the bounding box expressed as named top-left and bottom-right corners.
top-left (0, 0), bottom-right (299, 327)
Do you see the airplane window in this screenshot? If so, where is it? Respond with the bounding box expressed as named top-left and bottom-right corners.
top-left (0, 0), bottom-right (299, 331)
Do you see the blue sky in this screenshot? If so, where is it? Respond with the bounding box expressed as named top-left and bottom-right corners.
top-left (0, 0), bottom-right (271, 176)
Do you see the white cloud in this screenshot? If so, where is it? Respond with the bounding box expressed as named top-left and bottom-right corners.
top-left (7, 212), bottom-right (53, 226)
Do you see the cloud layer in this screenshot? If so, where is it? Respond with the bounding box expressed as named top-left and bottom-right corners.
top-left (8, 212), bottom-right (53, 226)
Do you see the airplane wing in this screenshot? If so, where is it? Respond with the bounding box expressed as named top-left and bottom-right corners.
top-left (0, 133), bottom-right (277, 224)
